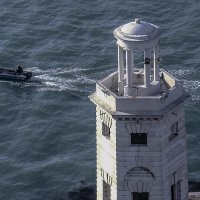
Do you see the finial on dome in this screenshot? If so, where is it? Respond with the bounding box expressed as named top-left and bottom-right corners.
top-left (135, 18), bottom-right (141, 24)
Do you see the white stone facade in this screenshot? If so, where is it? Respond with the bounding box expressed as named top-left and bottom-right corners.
top-left (89, 19), bottom-right (189, 200)
top-left (93, 101), bottom-right (188, 200)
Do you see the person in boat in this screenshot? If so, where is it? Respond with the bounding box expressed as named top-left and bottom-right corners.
top-left (16, 65), bottom-right (23, 75)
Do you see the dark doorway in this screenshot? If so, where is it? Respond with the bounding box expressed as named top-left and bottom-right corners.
top-left (171, 181), bottom-right (181, 200)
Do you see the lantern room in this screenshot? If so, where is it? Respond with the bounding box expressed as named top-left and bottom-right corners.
top-left (114, 18), bottom-right (161, 96)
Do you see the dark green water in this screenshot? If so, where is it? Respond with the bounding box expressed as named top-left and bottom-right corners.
top-left (0, 0), bottom-right (199, 199)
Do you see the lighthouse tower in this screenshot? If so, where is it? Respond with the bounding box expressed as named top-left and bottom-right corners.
top-left (89, 19), bottom-right (188, 200)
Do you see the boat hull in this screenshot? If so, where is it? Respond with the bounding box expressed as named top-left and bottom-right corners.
top-left (0, 68), bottom-right (32, 82)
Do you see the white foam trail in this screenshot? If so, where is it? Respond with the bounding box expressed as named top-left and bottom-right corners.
top-left (169, 69), bottom-right (193, 77)
top-left (167, 67), bottom-right (200, 102)
top-left (182, 80), bottom-right (200, 102)
top-left (26, 66), bottom-right (104, 75)
top-left (39, 81), bottom-right (79, 92)
top-left (3, 66), bottom-right (109, 92)
top-left (33, 70), bottom-right (96, 92)
top-left (183, 80), bottom-right (200, 91)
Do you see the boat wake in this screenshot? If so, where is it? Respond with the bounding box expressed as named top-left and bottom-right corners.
top-left (3, 65), bottom-right (198, 101)
top-left (0, 66), bottom-right (104, 93)
top-left (168, 66), bottom-right (200, 102)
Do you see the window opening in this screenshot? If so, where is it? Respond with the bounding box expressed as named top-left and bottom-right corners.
top-left (169, 122), bottom-right (179, 141)
top-left (102, 122), bottom-right (110, 137)
top-left (171, 184), bottom-right (175, 200)
top-left (171, 181), bottom-right (181, 200)
top-left (131, 133), bottom-right (147, 145)
top-left (172, 122), bottom-right (178, 135)
top-left (132, 192), bottom-right (149, 200)
top-left (177, 181), bottom-right (181, 200)
top-left (103, 181), bottom-right (111, 200)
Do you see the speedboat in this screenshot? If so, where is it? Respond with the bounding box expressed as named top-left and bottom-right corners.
top-left (0, 67), bottom-right (32, 82)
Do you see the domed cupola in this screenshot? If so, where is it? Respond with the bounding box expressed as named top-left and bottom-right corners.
top-left (113, 18), bottom-right (161, 96)
top-left (114, 18), bottom-right (160, 48)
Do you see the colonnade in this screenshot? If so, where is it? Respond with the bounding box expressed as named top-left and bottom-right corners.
top-left (118, 45), bottom-right (160, 96)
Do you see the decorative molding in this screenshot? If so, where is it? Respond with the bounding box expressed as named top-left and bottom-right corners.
top-left (125, 121), bottom-right (152, 134)
top-left (100, 110), bottom-right (112, 128)
top-left (168, 167), bottom-right (183, 186)
top-left (100, 168), bottom-right (113, 186)
top-left (124, 166), bottom-right (156, 192)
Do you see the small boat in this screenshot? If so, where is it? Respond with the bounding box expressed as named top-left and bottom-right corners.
top-left (0, 66), bottom-right (32, 82)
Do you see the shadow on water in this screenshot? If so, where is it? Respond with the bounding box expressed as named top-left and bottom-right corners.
top-left (67, 181), bottom-right (96, 200)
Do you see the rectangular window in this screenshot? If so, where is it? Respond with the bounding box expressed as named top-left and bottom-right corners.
top-left (102, 122), bottom-right (110, 137)
top-left (131, 133), bottom-right (147, 145)
top-left (172, 122), bottom-right (178, 135)
top-left (169, 122), bottom-right (179, 141)
top-left (171, 181), bottom-right (181, 200)
top-left (132, 192), bottom-right (149, 200)
top-left (103, 181), bottom-right (111, 200)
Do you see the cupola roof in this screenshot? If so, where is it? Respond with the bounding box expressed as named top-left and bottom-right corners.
top-left (114, 18), bottom-right (160, 42)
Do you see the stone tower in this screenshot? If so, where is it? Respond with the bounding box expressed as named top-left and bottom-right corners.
top-left (89, 19), bottom-right (188, 200)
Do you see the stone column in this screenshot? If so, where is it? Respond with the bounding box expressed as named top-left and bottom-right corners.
top-left (126, 50), bottom-right (133, 88)
top-left (118, 46), bottom-right (124, 96)
top-left (154, 45), bottom-right (160, 82)
top-left (144, 49), bottom-right (151, 87)
top-left (124, 49), bottom-right (133, 96)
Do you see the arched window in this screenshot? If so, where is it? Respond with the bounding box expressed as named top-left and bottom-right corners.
top-left (125, 166), bottom-right (155, 199)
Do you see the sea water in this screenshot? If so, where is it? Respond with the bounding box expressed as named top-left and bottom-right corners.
top-left (0, 0), bottom-right (200, 199)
